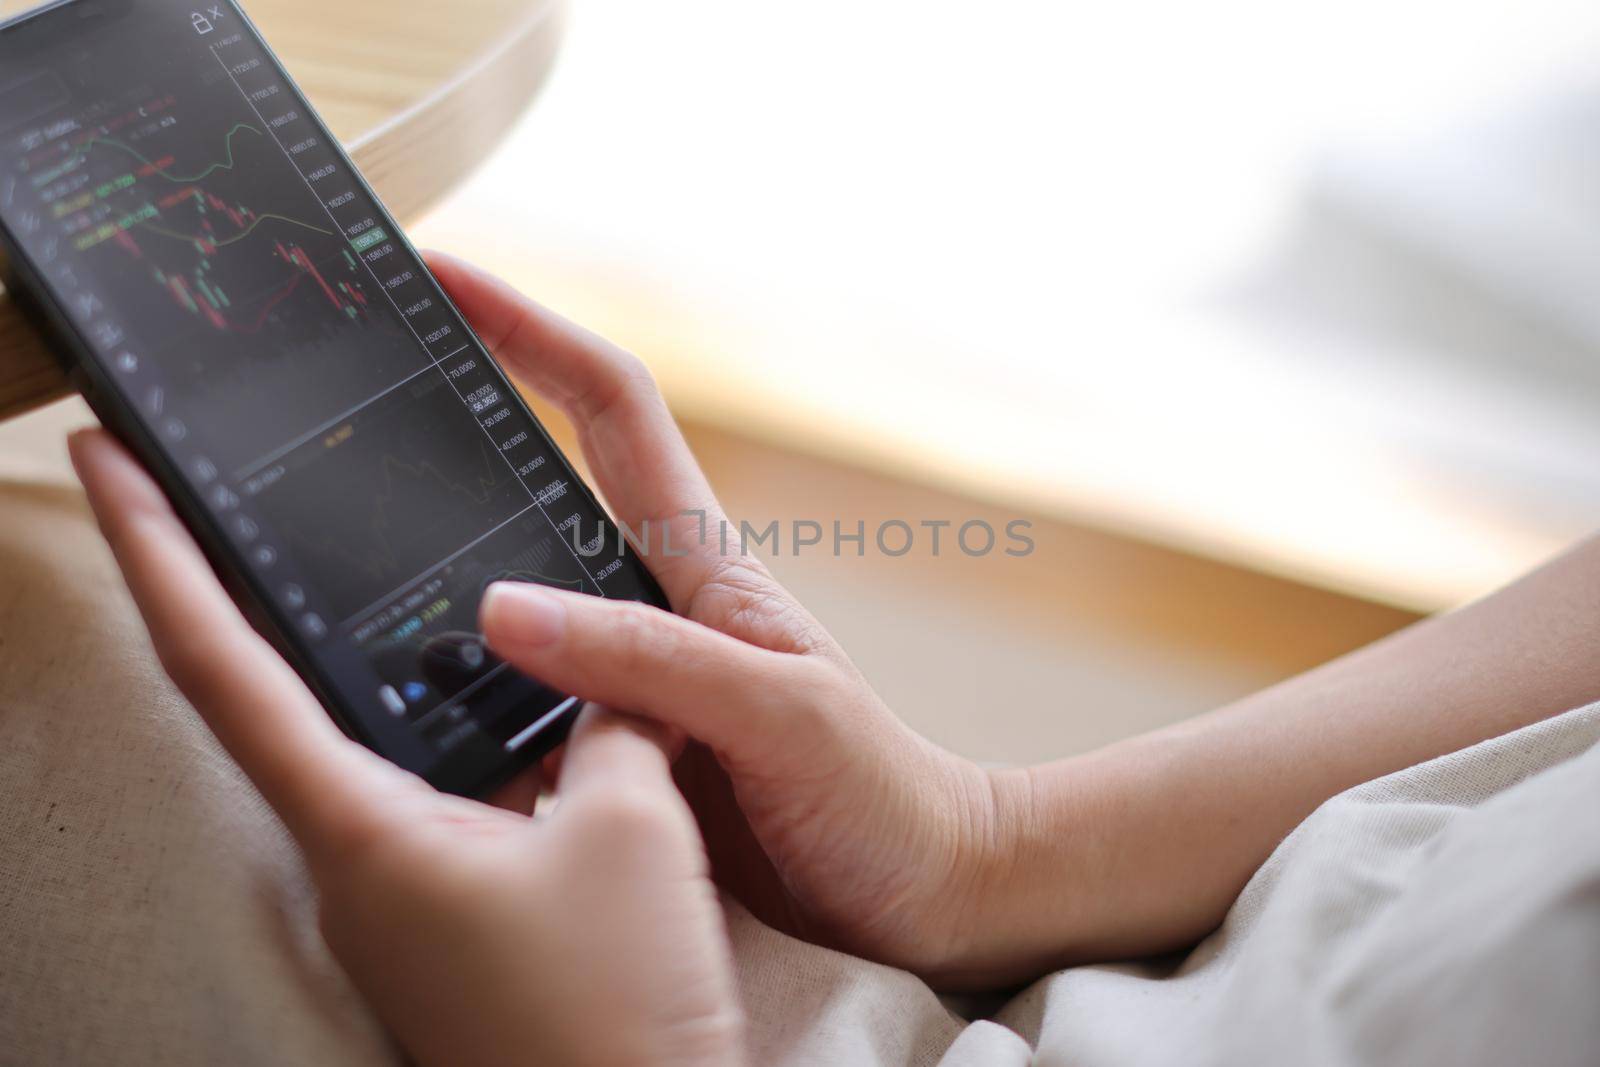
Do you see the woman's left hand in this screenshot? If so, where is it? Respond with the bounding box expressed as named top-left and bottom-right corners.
top-left (71, 428), bottom-right (746, 1067)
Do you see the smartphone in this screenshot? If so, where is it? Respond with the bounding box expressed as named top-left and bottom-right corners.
top-left (0, 0), bottom-right (668, 796)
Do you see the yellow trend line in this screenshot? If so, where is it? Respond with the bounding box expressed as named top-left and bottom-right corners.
top-left (75, 123), bottom-right (264, 184)
top-left (138, 210), bottom-right (334, 248)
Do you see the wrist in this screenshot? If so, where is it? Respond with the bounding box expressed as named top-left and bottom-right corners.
top-left (914, 762), bottom-right (1034, 987)
top-left (930, 762), bottom-right (1087, 990)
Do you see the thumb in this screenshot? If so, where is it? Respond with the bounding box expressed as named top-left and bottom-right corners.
top-left (555, 707), bottom-right (678, 805)
top-left (480, 583), bottom-right (810, 759)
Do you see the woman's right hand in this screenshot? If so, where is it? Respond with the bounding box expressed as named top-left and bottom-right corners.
top-left (431, 255), bottom-right (1017, 987)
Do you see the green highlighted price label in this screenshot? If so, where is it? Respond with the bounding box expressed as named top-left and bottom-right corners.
top-left (350, 226), bottom-right (388, 253)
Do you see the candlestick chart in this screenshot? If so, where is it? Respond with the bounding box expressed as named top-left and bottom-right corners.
top-left (52, 116), bottom-right (381, 339)
top-left (24, 93), bottom-right (430, 471)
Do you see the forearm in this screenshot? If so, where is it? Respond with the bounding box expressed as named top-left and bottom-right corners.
top-left (960, 535), bottom-right (1600, 985)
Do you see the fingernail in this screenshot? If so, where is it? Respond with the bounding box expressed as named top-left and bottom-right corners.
top-left (482, 582), bottom-right (567, 647)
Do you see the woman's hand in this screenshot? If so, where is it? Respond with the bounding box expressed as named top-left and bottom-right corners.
top-left (438, 248), bottom-right (1600, 993)
top-left (428, 256), bottom-right (1011, 987)
top-left (447, 257), bottom-right (1600, 996)
top-left (70, 429), bottom-right (745, 1067)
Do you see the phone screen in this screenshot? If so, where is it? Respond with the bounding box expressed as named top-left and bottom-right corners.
top-left (0, 0), bottom-right (665, 791)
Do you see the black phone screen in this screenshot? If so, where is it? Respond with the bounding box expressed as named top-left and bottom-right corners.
top-left (0, 0), bottom-right (665, 791)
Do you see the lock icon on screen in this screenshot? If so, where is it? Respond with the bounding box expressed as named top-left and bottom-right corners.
top-left (191, 11), bottom-right (212, 34)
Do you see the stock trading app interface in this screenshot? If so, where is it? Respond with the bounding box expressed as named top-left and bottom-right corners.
top-left (0, 0), bottom-right (658, 778)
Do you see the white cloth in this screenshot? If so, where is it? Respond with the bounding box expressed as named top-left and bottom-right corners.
top-left (728, 703), bottom-right (1600, 1066)
top-left (3, 401), bottom-right (1598, 1065)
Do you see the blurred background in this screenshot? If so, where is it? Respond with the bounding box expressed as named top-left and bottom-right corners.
top-left (410, 0), bottom-right (1600, 762)
top-left (7, 0), bottom-right (1596, 764)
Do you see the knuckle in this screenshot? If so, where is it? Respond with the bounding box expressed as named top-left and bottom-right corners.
top-left (612, 351), bottom-right (655, 392)
top-left (492, 295), bottom-right (543, 361)
top-left (312, 807), bottom-right (393, 868)
top-left (688, 557), bottom-right (829, 655)
top-left (578, 786), bottom-right (679, 840)
top-left (609, 604), bottom-right (677, 673)
top-left (98, 510), bottom-right (169, 581)
top-left (578, 351), bottom-right (659, 423)
top-left (780, 662), bottom-right (840, 732)
top-left (306, 797), bottom-right (426, 882)
top-left (750, 652), bottom-right (861, 745)
top-left (153, 630), bottom-right (230, 697)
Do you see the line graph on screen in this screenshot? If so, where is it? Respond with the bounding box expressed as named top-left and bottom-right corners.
top-left (44, 106), bottom-right (381, 338)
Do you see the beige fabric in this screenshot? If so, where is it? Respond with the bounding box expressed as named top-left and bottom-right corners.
top-left (0, 401), bottom-right (395, 1066)
top-left (3, 400), bottom-right (1599, 1066)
